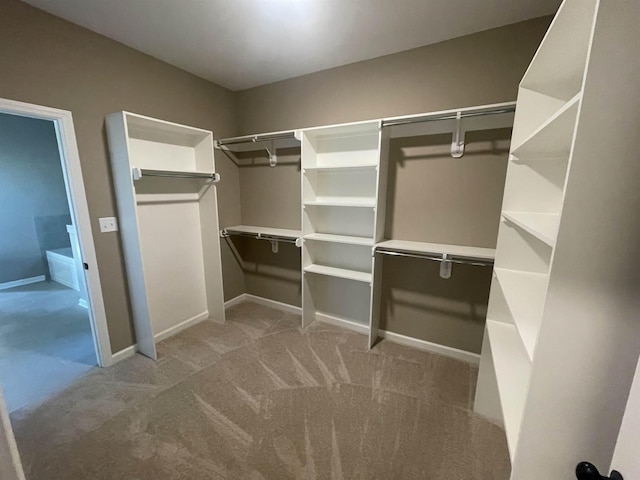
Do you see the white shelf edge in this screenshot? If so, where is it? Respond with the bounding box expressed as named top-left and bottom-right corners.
top-left (223, 225), bottom-right (302, 239)
top-left (376, 239), bottom-right (495, 260)
top-left (304, 233), bottom-right (374, 246)
top-left (502, 212), bottom-right (559, 247)
top-left (511, 92), bottom-right (581, 159)
top-left (494, 267), bottom-right (549, 360)
top-left (486, 319), bottom-right (531, 461)
top-left (303, 200), bottom-right (376, 208)
top-left (303, 264), bottom-right (372, 283)
top-left (303, 164), bottom-right (378, 171)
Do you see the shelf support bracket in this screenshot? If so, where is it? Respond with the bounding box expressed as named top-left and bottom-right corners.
top-left (256, 138), bottom-right (277, 167)
top-left (451, 111), bottom-right (465, 158)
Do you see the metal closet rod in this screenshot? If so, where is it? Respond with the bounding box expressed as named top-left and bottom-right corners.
top-left (375, 248), bottom-right (494, 267)
top-left (382, 106), bottom-right (516, 128)
top-left (216, 131), bottom-right (297, 147)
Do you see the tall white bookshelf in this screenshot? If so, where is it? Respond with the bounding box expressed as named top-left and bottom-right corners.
top-left (300, 121), bottom-right (384, 331)
top-left (474, 1), bottom-right (640, 478)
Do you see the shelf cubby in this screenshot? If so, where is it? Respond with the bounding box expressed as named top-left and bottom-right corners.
top-left (501, 158), bottom-right (568, 214)
top-left (493, 219), bottom-right (552, 274)
top-left (303, 241), bottom-right (372, 276)
top-left (485, 319), bottom-right (531, 459)
top-left (519, 0), bottom-right (596, 101)
top-left (303, 204), bottom-right (375, 238)
top-left (494, 268), bottom-right (548, 360)
top-left (511, 93), bottom-right (580, 161)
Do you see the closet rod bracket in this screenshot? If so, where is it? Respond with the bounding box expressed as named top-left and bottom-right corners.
top-left (451, 111), bottom-right (465, 158)
top-left (440, 253), bottom-right (453, 279)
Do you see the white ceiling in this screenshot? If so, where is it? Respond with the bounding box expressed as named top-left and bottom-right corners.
top-left (22, 0), bottom-right (561, 91)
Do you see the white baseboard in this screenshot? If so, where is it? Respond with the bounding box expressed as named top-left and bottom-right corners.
top-left (224, 293), bottom-right (248, 309)
top-left (378, 330), bottom-right (480, 364)
top-left (111, 344), bottom-right (138, 364)
top-left (315, 313), bottom-right (369, 335)
top-left (225, 293), bottom-right (302, 315)
top-left (154, 311), bottom-right (209, 343)
top-left (111, 311), bottom-right (210, 364)
top-left (112, 295), bottom-right (478, 366)
top-left (313, 313), bottom-right (479, 364)
top-left (0, 275), bottom-right (46, 291)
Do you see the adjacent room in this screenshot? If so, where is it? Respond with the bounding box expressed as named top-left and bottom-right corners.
top-left (0, 113), bottom-right (97, 414)
top-left (1, 1), bottom-right (639, 479)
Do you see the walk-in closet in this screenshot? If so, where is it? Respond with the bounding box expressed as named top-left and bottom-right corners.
top-left (7, 0), bottom-right (640, 478)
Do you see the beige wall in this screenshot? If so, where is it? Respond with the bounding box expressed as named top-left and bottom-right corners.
top-left (236, 17), bottom-right (551, 134)
top-left (0, 0), bottom-right (241, 352)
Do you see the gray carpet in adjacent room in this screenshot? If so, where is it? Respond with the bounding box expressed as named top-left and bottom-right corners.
top-left (0, 281), bottom-right (97, 413)
top-left (11, 301), bottom-right (510, 479)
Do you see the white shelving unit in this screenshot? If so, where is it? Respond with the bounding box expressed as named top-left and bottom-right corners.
top-left (474, 1), bottom-right (640, 478)
top-left (300, 121), bottom-right (383, 330)
top-left (106, 112), bottom-right (225, 359)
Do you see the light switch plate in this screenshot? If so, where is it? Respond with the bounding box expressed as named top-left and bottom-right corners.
top-left (99, 217), bottom-right (118, 233)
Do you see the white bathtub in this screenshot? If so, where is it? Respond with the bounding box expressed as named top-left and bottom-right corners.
top-left (46, 247), bottom-right (79, 291)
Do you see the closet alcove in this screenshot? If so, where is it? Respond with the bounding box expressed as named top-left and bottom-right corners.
top-left (106, 112), bottom-right (225, 359)
top-left (373, 112), bottom-right (514, 356)
top-left (215, 132), bottom-right (303, 309)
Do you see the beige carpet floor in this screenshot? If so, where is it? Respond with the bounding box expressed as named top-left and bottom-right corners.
top-left (11, 300), bottom-right (510, 479)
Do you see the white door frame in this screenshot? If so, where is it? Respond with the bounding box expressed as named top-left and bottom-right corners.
top-left (0, 97), bottom-right (113, 367)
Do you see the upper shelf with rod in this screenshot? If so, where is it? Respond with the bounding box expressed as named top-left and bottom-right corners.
top-left (220, 225), bottom-right (303, 252)
top-left (382, 102), bottom-right (516, 158)
top-left (375, 239), bottom-right (495, 279)
top-left (214, 130), bottom-right (301, 167)
top-left (112, 111), bottom-right (219, 180)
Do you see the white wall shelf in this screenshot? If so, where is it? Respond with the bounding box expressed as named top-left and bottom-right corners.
top-left (304, 264), bottom-right (372, 283)
top-left (502, 212), bottom-right (560, 247)
top-left (304, 164), bottom-right (377, 171)
top-left (376, 239), bottom-right (496, 260)
top-left (223, 225), bottom-right (302, 239)
top-left (304, 233), bottom-right (373, 246)
top-left (303, 199), bottom-right (376, 208)
top-left (494, 268), bottom-right (548, 360)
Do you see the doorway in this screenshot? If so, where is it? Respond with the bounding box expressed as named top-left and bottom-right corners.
top-left (0, 99), bottom-right (111, 414)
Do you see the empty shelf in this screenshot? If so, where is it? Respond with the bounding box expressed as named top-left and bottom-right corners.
top-left (486, 319), bottom-right (531, 460)
top-left (376, 240), bottom-right (495, 260)
top-left (304, 264), bottom-right (372, 283)
top-left (502, 212), bottom-right (559, 247)
top-left (223, 225), bottom-right (302, 239)
top-left (304, 233), bottom-right (373, 246)
top-left (494, 268), bottom-right (549, 360)
top-left (304, 199), bottom-right (376, 208)
top-left (511, 93), bottom-right (580, 160)
top-left (304, 164), bottom-right (377, 171)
